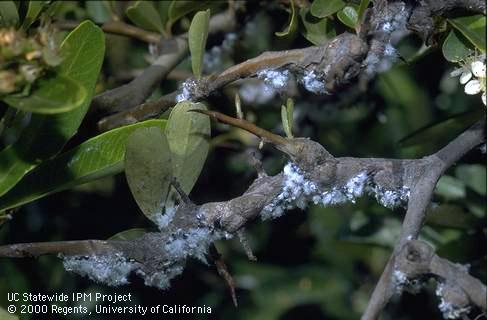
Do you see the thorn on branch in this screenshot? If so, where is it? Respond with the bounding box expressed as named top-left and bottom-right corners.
top-left (209, 244), bottom-right (238, 307)
top-left (237, 229), bottom-right (257, 261)
top-left (170, 178), bottom-right (192, 205)
top-left (247, 150), bottom-right (267, 178)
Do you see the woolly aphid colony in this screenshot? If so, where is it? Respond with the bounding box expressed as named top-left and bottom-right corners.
top-left (63, 0), bottom-right (415, 295)
top-left (62, 160), bottom-right (411, 290)
top-left (261, 162), bottom-right (410, 220)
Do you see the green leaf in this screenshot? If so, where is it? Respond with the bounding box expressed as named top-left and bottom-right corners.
top-left (188, 9), bottom-right (210, 79)
top-left (281, 98), bottom-right (294, 138)
top-left (0, 1), bottom-right (19, 27)
top-left (442, 29), bottom-right (475, 62)
top-left (448, 15), bottom-right (486, 52)
top-left (167, 0), bottom-right (212, 32)
top-left (3, 75), bottom-right (86, 114)
top-left (299, 8), bottom-right (336, 45)
top-left (0, 306), bottom-right (18, 320)
top-left (125, 127), bottom-right (173, 223)
top-left (436, 175), bottom-right (466, 200)
top-left (0, 120), bottom-right (166, 212)
top-left (0, 21), bottom-right (105, 197)
top-left (109, 228), bottom-right (148, 241)
top-left (310, 0), bottom-right (345, 18)
top-left (126, 1), bottom-right (164, 33)
top-left (337, 5), bottom-right (359, 29)
top-left (276, 0), bottom-right (298, 37)
top-left (455, 164), bottom-right (486, 195)
top-left (21, 0), bottom-right (46, 29)
top-left (427, 204), bottom-right (477, 229)
top-left (157, 1), bottom-right (171, 27)
top-left (357, 0), bottom-right (370, 24)
top-left (165, 101), bottom-right (210, 195)
top-left (86, 1), bottom-right (111, 24)
top-left (399, 110), bottom-right (482, 153)
top-left (281, 105), bottom-right (291, 138)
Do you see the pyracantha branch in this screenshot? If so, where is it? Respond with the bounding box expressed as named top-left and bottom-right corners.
top-left (1, 114), bottom-right (484, 316)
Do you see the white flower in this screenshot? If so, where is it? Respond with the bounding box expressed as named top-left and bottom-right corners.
top-left (452, 56), bottom-right (486, 106)
top-left (464, 79), bottom-right (481, 95)
top-left (459, 70), bottom-right (471, 84)
top-left (471, 61), bottom-right (486, 78)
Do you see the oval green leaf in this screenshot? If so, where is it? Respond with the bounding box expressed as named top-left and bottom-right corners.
top-left (125, 127), bottom-right (173, 223)
top-left (0, 1), bottom-right (19, 27)
top-left (0, 120), bottom-right (166, 212)
top-left (299, 8), bottom-right (336, 45)
top-left (167, 0), bottom-right (211, 32)
top-left (442, 29), bottom-right (475, 62)
top-left (165, 101), bottom-right (210, 195)
top-left (0, 20), bottom-right (105, 197)
top-left (126, 1), bottom-right (164, 33)
top-left (189, 9), bottom-right (210, 79)
top-left (337, 5), bottom-right (359, 29)
top-left (310, 0), bottom-right (345, 18)
top-left (3, 75), bottom-right (86, 114)
top-left (448, 15), bottom-right (486, 53)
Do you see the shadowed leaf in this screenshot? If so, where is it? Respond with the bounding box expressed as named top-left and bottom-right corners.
top-left (165, 101), bottom-right (210, 195)
top-left (442, 30), bottom-right (474, 62)
top-left (125, 127), bottom-right (172, 223)
top-left (448, 15), bottom-right (486, 52)
top-left (310, 0), bottom-right (345, 18)
top-left (3, 75), bottom-right (86, 114)
top-left (299, 8), bottom-right (336, 45)
top-left (126, 1), bottom-right (164, 33)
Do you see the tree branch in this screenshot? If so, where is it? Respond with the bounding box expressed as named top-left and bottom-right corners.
top-left (395, 240), bottom-right (486, 311)
top-left (361, 120), bottom-right (485, 320)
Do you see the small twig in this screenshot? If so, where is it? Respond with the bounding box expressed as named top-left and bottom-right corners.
top-left (98, 93), bottom-right (176, 132)
top-left (189, 109), bottom-right (289, 147)
top-left (55, 20), bottom-right (161, 43)
top-left (101, 20), bottom-right (161, 43)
